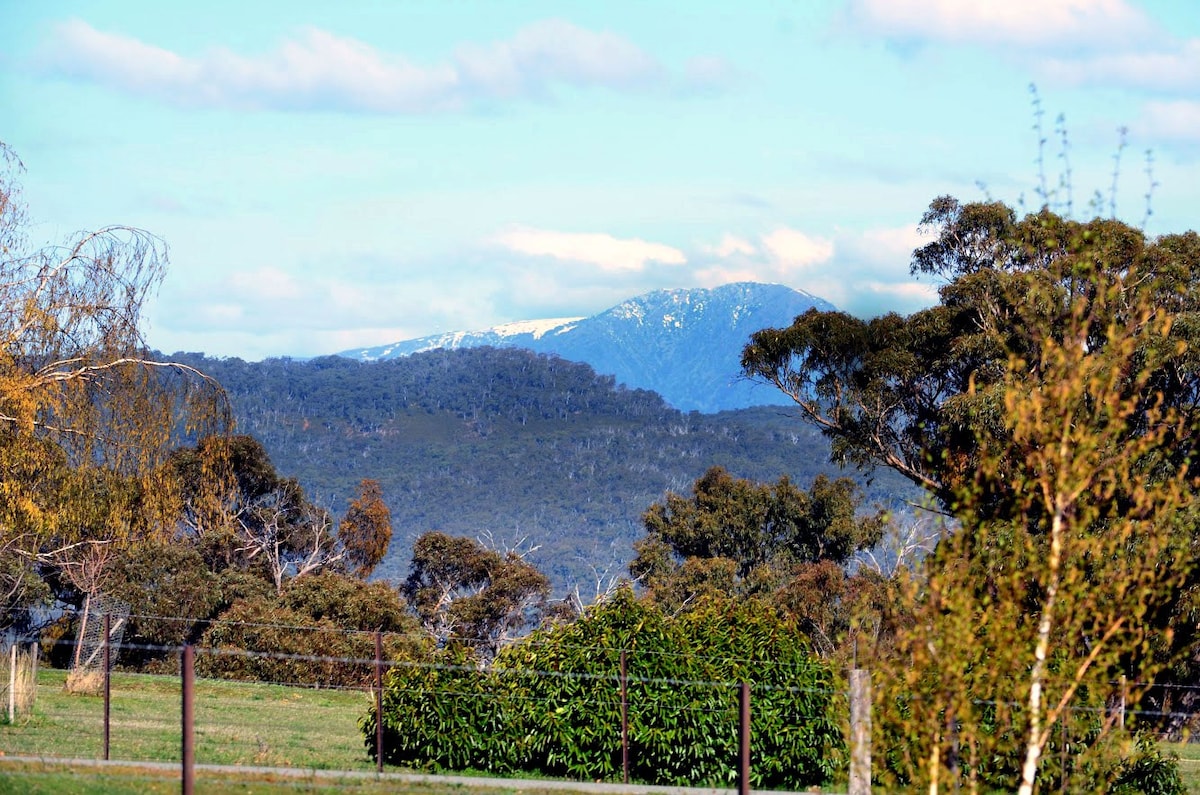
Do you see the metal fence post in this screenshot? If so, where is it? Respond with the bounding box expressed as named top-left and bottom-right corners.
top-left (850, 668), bottom-right (872, 795)
top-left (182, 644), bottom-right (194, 795)
top-left (375, 631), bottom-right (384, 774)
top-left (103, 613), bottom-right (111, 760)
top-left (739, 682), bottom-right (751, 795)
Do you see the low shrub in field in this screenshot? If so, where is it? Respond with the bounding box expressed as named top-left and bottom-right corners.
top-left (196, 573), bottom-right (431, 688)
top-left (361, 588), bottom-right (843, 789)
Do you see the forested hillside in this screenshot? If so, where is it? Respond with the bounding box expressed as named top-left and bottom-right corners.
top-left (171, 348), bottom-right (918, 590)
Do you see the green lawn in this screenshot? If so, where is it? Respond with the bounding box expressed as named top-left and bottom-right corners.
top-left (0, 760), bottom-right (590, 794)
top-left (1163, 742), bottom-right (1200, 795)
top-left (7, 667), bottom-right (1199, 793)
top-left (0, 667), bottom-right (375, 771)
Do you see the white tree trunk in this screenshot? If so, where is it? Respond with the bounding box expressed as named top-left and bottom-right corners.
top-left (1018, 508), bottom-right (1064, 795)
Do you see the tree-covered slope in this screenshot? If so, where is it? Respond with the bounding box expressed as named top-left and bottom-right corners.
top-left (341, 282), bottom-right (836, 412)
top-left (173, 348), bottom-right (917, 591)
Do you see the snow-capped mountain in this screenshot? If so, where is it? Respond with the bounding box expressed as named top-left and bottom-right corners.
top-left (340, 282), bottom-right (836, 412)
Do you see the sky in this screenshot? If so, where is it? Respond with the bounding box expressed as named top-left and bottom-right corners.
top-left (3, 0), bottom-right (1200, 361)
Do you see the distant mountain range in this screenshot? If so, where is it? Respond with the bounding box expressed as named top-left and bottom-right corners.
top-left (339, 282), bottom-right (835, 413)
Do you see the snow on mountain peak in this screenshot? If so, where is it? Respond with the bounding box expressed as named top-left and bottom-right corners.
top-left (489, 318), bottom-right (583, 339)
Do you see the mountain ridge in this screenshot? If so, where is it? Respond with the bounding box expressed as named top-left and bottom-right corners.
top-left (339, 282), bottom-right (835, 413)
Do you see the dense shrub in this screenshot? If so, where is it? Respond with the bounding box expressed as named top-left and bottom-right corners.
top-left (362, 588), bottom-right (842, 788)
top-left (196, 573), bottom-right (430, 688)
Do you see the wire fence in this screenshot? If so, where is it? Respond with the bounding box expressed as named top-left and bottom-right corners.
top-left (1, 608), bottom-right (838, 792)
top-left (4, 607), bottom-right (1200, 792)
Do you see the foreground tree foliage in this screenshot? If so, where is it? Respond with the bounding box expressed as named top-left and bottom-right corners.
top-left (363, 588), bottom-right (842, 788)
top-left (0, 143), bottom-right (229, 630)
top-left (630, 465), bottom-right (892, 656)
top-left (745, 197), bottom-right (1200, 792)
top-left (404, 530), bottom-right (552, 661)
top-left (166, 434), bottom-right (345, 593)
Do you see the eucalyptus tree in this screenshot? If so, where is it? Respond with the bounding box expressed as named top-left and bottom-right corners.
top-left (743, 197), bottom-right (1200, 791)
top-left (0, 142), bottom-right (230, 626)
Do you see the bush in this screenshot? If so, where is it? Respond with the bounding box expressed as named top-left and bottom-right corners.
top-left (363, 588), bottom-right (842, 788)
top-left (196, 573), bottom-right (430, 688)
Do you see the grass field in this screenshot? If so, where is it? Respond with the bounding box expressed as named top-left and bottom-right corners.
top-left (1165, 742), bottom-right (1200, 794)
top-left (6, 667), bottom-right (1200, 793)
top-left (0, 667), bottom-right (375, 770)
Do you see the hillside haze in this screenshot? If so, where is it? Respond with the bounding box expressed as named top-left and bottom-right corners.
top-left (340, 282), bottom-right (835, 413)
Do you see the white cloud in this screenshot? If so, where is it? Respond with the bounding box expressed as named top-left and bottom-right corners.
top-left (705, 234), bottom-right (758, 258)
top-left (39, 18), bottom-right (692, 113)
top-left (847, 0), bottom-right (1155, 50)
top-left (1041, 39), bottom-right (1200, 92)
top-left (227, 267), bottom-right (305, 301)
top-left (691, 223), bottom-right (933, 318)
top-left (761, 228), bottom-right (835, 268)
top-left (493, 227), bottom-right (687, 272)
top-left (455, 18), bottom-right (662, 97)
top-left (1138, 100), bottom-right (1200, 142)
top-left (691, 227), bottom-right (834, 294)
top-left (852, 223), bottom-right (926, 263)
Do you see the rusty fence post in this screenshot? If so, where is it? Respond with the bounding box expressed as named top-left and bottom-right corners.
top-left (739, 682), bottom-right (751, 795)
top-left (375, 631), bottom-right (384, 774)
top-left (103, 613), bottom-right (111, 761)
top-left (182, 644), bottom-right (194, 795)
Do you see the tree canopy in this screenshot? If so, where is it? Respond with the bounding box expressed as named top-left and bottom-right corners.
top-left (0, 143), bottom-right (229, 626)
top-left (744, 196), bottom-right (1200, 792)
top-left (742, 196), bottom-right (1200, 514)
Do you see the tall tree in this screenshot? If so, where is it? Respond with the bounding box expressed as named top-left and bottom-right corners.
top-left (881, 254), bottom-right (1196, 792)
top-left (741, 197), bottom-right (1200, 514)
top-left (339, 478), bottom-right (392, 579)
top-left (165, 434), bottom-right (343, 593)
top-left (404, 531), bottom-right (550, 661)
top-left (630, 466), bottom-right (886, 648)
top-left (744, 197), bottom-right (1200, 791)
top-left (0, 142), bottom-right (229, 626)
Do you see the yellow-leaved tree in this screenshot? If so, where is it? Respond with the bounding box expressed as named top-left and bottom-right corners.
top-left (877, 219), bottom-right (1198, 793)
top-left (0, 142), bottom-right (230, 632)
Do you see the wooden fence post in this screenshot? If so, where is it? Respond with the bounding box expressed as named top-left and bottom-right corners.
top-left (620, 648), bottom-right (629, 784)
top-left (7, 643), bottom-right (15, 723)
top-left (1118, 675), bottom-right (1127, 730)
top-left (849, 668), bottom-right (872, 795)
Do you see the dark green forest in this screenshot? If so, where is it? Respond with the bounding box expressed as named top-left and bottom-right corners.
top-left (168, 348), bottom-right (918, 590)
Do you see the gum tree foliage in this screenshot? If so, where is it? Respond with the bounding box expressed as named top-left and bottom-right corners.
top-left (743, 198), bottom-right (1200, 792)
top-left (403, 530), bottom-right (551, 661)
top-left (339, 478), bottom-right (392, 579)
top-left (363, 588), bottom-right (843, 789)
top-left (742, 197), bottom-right (1200, 515)
top-left (629, 465), bottom-right (887, 654)
top-left (165, 434), bottom-right (343, 593)
top-left (196, 571), bottom-right (431, 688)
top-left (0, 143), bottom-right (228, 628)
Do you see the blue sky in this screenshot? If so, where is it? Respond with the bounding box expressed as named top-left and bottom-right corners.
top-left (3, 0), bottom-right (1199, 360)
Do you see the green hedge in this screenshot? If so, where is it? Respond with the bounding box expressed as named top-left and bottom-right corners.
top-left (362, 589), bottom-right (843, 788)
